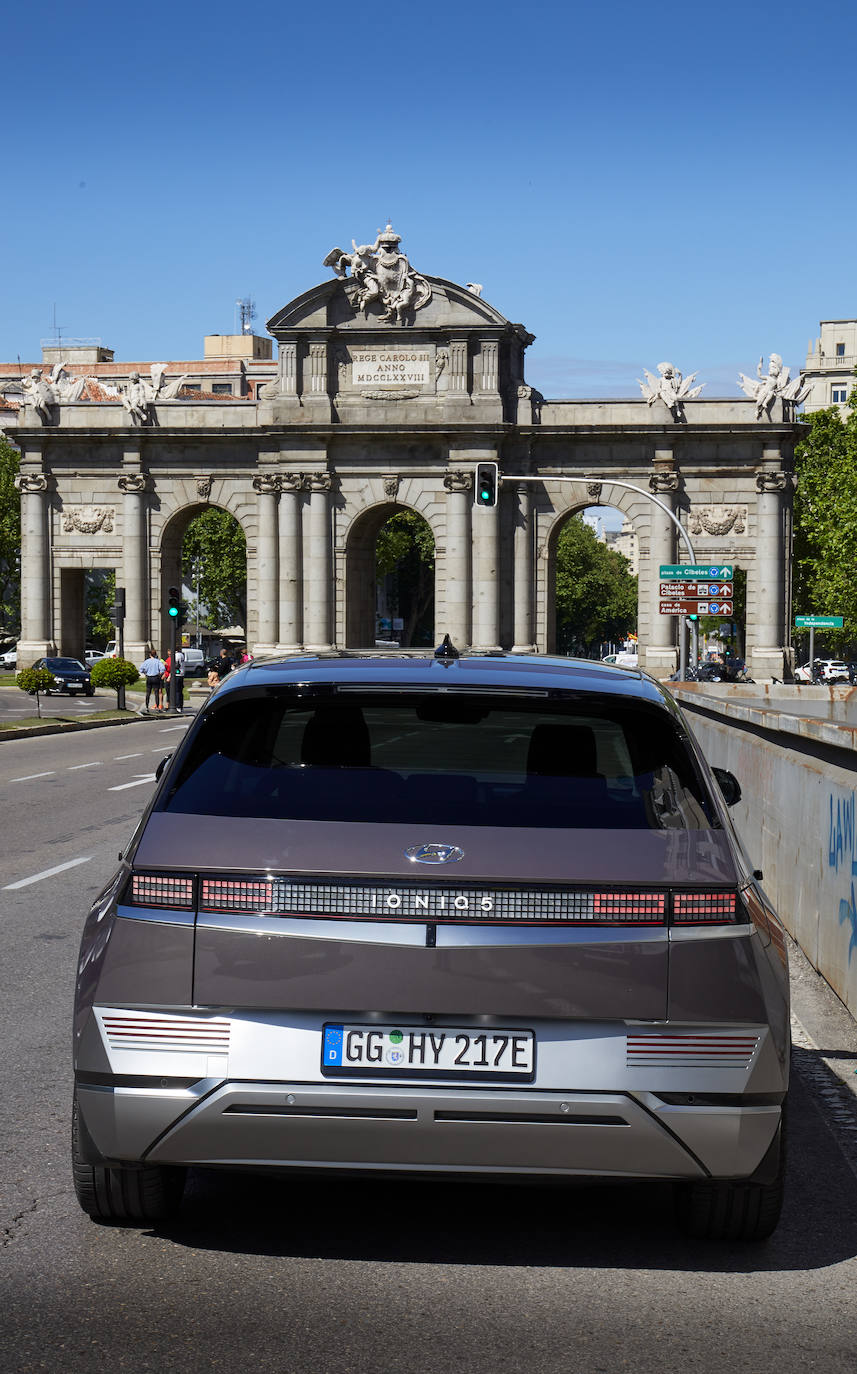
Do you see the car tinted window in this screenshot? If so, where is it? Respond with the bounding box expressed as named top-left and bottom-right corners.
top-left (159, 692), bottom-right (712, 829)
top-left (46, 658), bottom-right (86, 670)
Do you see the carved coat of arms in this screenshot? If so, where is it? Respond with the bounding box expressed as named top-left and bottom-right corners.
top-left (324, 223), bottom-right (431, 326)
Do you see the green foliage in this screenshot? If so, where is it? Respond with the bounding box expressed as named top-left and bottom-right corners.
top-left (793, 403), bottom-right (857, 654)
top-left (375, 511), bottom-right (436, 646)
top-left (182, 509), bottom-right (246, 629)
top-left (86, 569), bottom-right (116, 647)
top-left (0, 436), bottom-right (21, 633)
top-left (90, 656), bottom-right (139, 709)
top-left (554, 516), bottom-right (638, 655)
top-left (16, 665), bottom-right (54, 716)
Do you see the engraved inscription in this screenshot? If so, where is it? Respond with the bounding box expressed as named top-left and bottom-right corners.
top-left (351, 349), bottom-right (431, 387)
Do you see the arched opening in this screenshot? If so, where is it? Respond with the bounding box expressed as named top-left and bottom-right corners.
top-left (345, 504), bottom-right (436, 648)
top-left (159, 505), bottom-right (247, 656)
top-left (547, 504), bottom-right (638, 658)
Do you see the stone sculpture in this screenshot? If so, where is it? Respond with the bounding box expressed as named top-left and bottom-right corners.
top-left (738, 355), bottom-right (810, 420)
top-left (324, 223), bottom-right (431, 325)
top-left (20, 369), bottom-right (57, 424)
top-left (638, 362), bottom-right (705, 421)
top-left (119, 365), bottom-right (188, 425)
top-left (48, 363), bottom-right (87, 403)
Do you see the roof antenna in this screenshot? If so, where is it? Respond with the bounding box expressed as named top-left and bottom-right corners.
top-left (434, 634), bottom-right (460, 660)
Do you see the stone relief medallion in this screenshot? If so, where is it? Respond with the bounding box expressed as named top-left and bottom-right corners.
top-left (61, 506), bottom-right (115, 534)
top-left (383, 476), bottom-right (400, 499)
top-left (688, 504), bottom-right (748, 537)
top-left (196, 476), bottom-right (213, 501)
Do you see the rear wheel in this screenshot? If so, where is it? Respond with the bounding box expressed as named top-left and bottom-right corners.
top-left (72, 1093), bottom-right (186, 1224)
top-left (674, 1113), bottom-right (785, 1242)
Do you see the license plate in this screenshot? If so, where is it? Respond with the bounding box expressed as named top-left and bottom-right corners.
top-left (322, 1023), bottom-right (535, 1080)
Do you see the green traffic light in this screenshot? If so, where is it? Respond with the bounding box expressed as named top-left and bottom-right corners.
top-left (168, 606), bottom-right (179, 617)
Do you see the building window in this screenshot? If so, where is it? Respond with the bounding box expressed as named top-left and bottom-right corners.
top-left (212, 383), bottom-right (233, 395)
top-left (836, 342), bottom-right (846, 356)
top-left (833, 386), bottom-right (848, 403)
top-left (181, 384), bottom-right (201, 394)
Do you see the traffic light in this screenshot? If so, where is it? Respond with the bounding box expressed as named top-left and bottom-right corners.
top-left (168, 586), bottom-right (181, 620)
top-left (110, 586), bottom-right (126, 623)
top-left (475, 461), bottom-right (499, 508)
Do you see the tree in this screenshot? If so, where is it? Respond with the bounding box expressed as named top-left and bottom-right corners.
top-left (90, 656), bottom-right (139, 709)
top-left (375, 511), bottom-right (435, 646)
top-left (0, 435), bottom-right (21, 635)
top-left (16, 665), bottom-right (55, 718)
top-left (85, 569), bottom-right (116, 648)
top-left (554, 516), bottom-right (638, 655)
top-left (181, 510), bottom-right (246, 630)
top-left (793, 395), bottom-right (857, 656)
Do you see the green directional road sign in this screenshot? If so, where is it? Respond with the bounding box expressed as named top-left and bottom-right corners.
top-left (660, 563), bottom-right (733, 580)
top-left (795, 615), bottom-right (843, 629)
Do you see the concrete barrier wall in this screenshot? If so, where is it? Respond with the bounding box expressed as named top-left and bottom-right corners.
top-left (675, 688), bottom-right (857, 1018)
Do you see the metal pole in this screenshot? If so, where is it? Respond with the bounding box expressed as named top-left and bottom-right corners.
top-left (169, 614), bottom-right (177, 713)
top-left (809, 626), bottom-right (815, 676)
top-left (118, 618), bottom-right (125, 711)
top-left (691, 620), bottom-right (699, 676)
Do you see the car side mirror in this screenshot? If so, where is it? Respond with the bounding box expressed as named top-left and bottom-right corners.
top-left (155, 754), bottom-right (172, 781)
top-left (712, 767), bottom-right (741, 807)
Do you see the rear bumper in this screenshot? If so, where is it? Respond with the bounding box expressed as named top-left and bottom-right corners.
top-left (76, 1080), bottom-right (782, 1184)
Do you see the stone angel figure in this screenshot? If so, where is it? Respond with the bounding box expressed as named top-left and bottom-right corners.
top-left (738, 354), bottom-right (810, 420)
top-left (48, 362), bottom-right (87, 403)
top-left (638, 361), bottom-right (705, 421)
top-left (20, 369), bottom-right (57, 423)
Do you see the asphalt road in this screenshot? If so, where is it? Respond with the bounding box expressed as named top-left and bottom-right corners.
top-left (3, 726), bottom-right (857, 1373)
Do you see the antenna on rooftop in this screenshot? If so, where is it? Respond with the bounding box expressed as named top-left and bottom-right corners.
top-left (49, 303), bottom-right (66, 350)
top-left (237, 297), bottom-right (256, 336)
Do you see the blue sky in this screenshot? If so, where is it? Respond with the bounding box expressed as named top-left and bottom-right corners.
top-left (3, 0), bottom-right (854, 398)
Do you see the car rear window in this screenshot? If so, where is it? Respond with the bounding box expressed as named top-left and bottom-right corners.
top-left (158, 692), bottom-right (713, 830)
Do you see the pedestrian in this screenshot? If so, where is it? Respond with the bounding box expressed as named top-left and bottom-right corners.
top-left (163, 646), bottom-right (186, 713)
top-left (206, 647), bottom-right (233, 690)
top-left (138, 646), bottom-right (165, 711)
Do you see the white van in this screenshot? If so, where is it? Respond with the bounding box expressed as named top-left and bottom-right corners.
top-left (180, 648), bottom-right (206, 676)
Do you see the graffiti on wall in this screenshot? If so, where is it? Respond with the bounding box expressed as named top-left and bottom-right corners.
top-left (828, 790), bottom-right (857, 959)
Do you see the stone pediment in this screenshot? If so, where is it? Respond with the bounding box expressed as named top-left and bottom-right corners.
top-left (267, 277), bottom-right (524, 337)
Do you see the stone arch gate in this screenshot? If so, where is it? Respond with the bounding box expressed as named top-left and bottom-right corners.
top-left (10, 259), bottom-right (800, 680)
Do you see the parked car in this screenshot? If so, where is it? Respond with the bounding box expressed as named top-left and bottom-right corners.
top-left (600, 651), bottom-right (639, 669)
top-left (31, 656), bottom-right (93, 695)
top-left (84, 650), bottom-right (105, 668)
top-left (819, 660), bottom-right (850, 684)
top-left (104, 640), bottom-right (120, 658)
top-left (793, 662), bottom-right (813, 683)
top-left (72, 647), bottom-right (789, 1240)
top-left (180, 647), bottom-right (206, 676)
top-left (0, 648), bottom-right (16, 669)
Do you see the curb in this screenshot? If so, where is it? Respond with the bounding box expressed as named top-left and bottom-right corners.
top-left (0, 713), bottom-right (160, 743)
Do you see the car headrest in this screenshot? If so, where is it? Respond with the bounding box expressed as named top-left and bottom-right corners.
top-left (526, 723), bottom-right (601, 778)
top-left (301, 707), bottom-right (371, 768)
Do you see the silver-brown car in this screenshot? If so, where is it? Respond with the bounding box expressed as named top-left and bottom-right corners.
top-left (73, 647), bottom-right (789, 1239)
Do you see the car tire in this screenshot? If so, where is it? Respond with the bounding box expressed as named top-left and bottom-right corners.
top-left (86, 689), bottom-right (95, 697)
top-left (674, 1113), bottom-right (785, 1242)
top-left (72, 1093), bottom-right (186, 1224)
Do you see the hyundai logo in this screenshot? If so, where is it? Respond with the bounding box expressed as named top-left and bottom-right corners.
top-left (405, 843), bottom-right (465, 865)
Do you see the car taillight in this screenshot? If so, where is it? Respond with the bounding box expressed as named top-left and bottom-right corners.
top-left (672, 891), bottom-right (738, 923)
top-left (200, 877), bottom-right (274, 912)
top-left (129, 873), bottom-right (194, 909)
top-left (593, 891), bottom-right (666, 921)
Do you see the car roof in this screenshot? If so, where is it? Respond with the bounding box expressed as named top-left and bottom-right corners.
top-left (211, 649), bottom-right (675, 710)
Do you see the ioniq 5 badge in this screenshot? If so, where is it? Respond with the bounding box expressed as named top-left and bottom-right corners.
top-left (405, 843), bottom-right (465, 865)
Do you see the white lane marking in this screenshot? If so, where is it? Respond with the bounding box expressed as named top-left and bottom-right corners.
top-left (68, 761), bottom-right (102, 771)
top-left (114, 752), bottom-right (143, 760)
top-left (4, 855), bottom-right (93, 890)
top-left (108, 773), bottom-right (156, 792)
top-left (9, 771), bottom-right (56, 783)
top-left (151, 747), bottom-right (173, 753)
top-left (159, 726), bottom-right (187, 733)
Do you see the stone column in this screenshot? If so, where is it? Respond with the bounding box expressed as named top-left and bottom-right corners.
top-left (449, 339), bottom-right (469, 394)
top-left (277, 473), bottom-right (303, 650)
top-left (645, 464), bottom-right (680, 677)
top-left (752, 454), bottom-right (789, 680)
top-left (253, 474), bottom-right (279, 653)
top-left (303, 473), bottom-right (333, 650)
top-left (118, 470), bottom-right (151, 664)
top-left (443, 471), bottom-right (472, 650)
top-left (512, 482), bottom-right (534, 652)
top-left (15, 470), bottom-right (54, 664)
